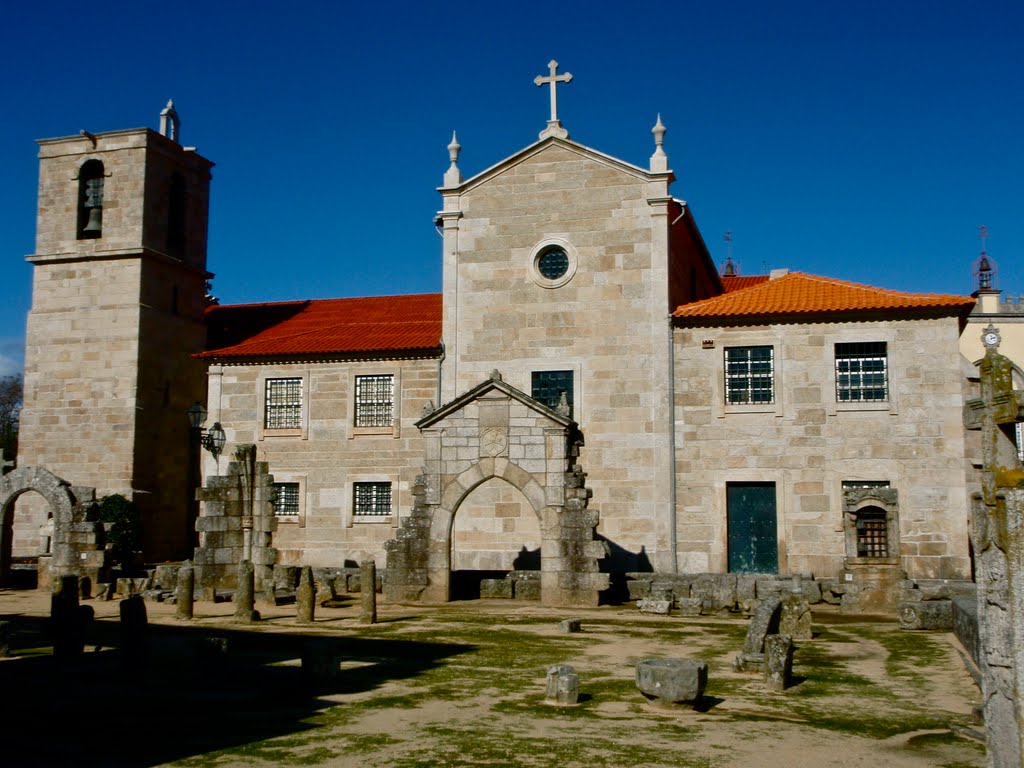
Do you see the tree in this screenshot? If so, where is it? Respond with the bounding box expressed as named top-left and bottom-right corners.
top-left (0, 374), bottom-right (21, 464)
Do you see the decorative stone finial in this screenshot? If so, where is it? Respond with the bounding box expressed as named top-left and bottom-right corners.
top-left (556, 391), bottom-right (570, 417)
top-left (489, 369), bottom-right (503, 382)
top-left (160, 99), bottom-right (180, 143)
top-left (650, 114), bottom-right (668, 173)
top-left (443, 131), bottom-right (462, 187)
top-left (535, 60), bottom-right (572, 140)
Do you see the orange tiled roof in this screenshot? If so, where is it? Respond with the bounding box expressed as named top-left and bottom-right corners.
top-left (200, 293), bottom-right (442, 359)
top-left (721, 275), bottom-right (770, 292)
top-left (674, 272), bottom-right (974, 321)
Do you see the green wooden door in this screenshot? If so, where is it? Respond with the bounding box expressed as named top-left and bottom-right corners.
top-left (727, 482), bottom-right (778, 573)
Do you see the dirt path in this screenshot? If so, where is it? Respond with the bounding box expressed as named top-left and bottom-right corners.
top-left (0, 590), bottom-right (985, 768)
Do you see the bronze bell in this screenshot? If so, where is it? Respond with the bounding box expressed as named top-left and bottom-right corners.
top-left (82, 206), bottom-right (102, 233)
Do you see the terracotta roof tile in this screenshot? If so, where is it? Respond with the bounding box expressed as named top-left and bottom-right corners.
top-left (721, 275), bottom-right (770, 292)
top-left (674, 272), bottom-right (974, 321)
top-left (200, 293), bottom-right (442, 359)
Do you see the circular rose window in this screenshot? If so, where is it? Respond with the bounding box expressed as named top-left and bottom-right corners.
top-left (536, 246), bottom-right (569, 280)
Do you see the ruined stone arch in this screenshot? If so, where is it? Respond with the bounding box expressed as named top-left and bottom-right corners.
top-left (432, 461), bottom-right (548, 543)
top-left (0, 467), bottom-right (82, 585)
top-left (384, 373), bottom-right (609, 607)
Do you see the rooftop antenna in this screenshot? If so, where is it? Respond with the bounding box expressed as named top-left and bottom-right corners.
top-left (722, 230), bottom-right (737, 276)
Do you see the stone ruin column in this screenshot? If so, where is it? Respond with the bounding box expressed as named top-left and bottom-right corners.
top-left (964, 340), bottom-right (1024, 768)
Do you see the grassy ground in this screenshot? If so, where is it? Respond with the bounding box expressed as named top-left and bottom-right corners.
top-left (0, 591), bottom-right (985, 768)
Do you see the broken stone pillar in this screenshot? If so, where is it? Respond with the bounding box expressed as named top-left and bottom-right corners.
top-left (296, 566), bottom-right (316, 624)
top-left (51, 575), bottom-right (82, 661)
top-left (119, 594), bottom-right (148, 661)
top-left (233, 560), bottom-right (260, 623)
top-left (779, 593), bottom-right (812, 641)
top-left (360, 560), bottom-right (377, 624)
top-left (764, 634), bottom-right (794, 692)
top-left (544, 664), bottom-right (579, 705)
top-left (175, 563), bottom-right (194, 621)
top-left (635, 658), bottom-right (707, 709)
top-left (734, 596), bottom-right (782, 671)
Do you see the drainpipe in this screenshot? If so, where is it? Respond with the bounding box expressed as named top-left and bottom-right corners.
top-left (667, 313), bottom-right (678, 573)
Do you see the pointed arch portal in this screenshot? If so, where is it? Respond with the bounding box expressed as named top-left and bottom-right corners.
top-left (385, 374), bottom-right (608, 607)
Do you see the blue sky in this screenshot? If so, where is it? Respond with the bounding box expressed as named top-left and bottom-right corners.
top-left (1, 1), bottom-right (1021, 376)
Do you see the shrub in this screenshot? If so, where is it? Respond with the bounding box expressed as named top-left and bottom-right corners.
top-left (98, 494), bottom-right (142, 568)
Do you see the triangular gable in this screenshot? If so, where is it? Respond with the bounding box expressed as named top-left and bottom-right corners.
top-left (417, 372), bottom-right (574, 429)
top-left (441, 136), bottom-right (665, 196)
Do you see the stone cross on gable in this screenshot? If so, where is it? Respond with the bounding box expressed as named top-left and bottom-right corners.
top-left (535, 60), bottom-right (572, 140)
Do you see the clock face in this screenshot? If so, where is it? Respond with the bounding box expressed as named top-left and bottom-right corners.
top-left (984, 331), bottom-right (999, 346)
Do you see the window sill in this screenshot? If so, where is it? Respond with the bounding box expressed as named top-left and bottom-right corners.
top-left (261, 428), bottom-right (303, 438)
top-left (274, 515), bottom-right (300, 524)
top-left (353, 516), bottom-right (396, 525)
top-left (721, 403), bottom-right (780, 418)
top-left (834, 401), bottom-right (892, 413)
top-left (350, 425), bottom-right (398, 439)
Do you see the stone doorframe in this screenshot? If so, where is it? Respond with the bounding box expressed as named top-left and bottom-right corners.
top-left (0, 466), bottom-right (90, 585)
top-left (385, 372), bottom-right (609, 607)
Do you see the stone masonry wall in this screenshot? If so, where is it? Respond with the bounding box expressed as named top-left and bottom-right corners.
top-left (440, 141), bottom-right (677, 571)
top-left (673, 315), bottom-right (971, 580)
top-left (205, 357), bottom-right (437, 566)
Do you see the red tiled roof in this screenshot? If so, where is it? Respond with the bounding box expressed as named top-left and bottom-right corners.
top-left (673, 272), bottom-right (974, 321)
top-left (721, 275), bottom-right (770, 292)
top-left (200, 293), bottom-right (442, 359)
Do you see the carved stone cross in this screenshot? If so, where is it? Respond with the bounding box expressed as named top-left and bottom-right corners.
top-left (534, 60), bottom-right (572, 139)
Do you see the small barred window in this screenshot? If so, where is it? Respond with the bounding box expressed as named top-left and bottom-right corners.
top-left (354, 482), bottom-right (392, 517)
top-left (265, 377), bottom-right (302, 429)
top-left (725, 346), bottom-right (774, 404)
top-left (836, 342), bottom-right (888, 402)
top-left (355, 375), bottom-right (394, 427)
top-left (273, 483), bottom-right (300, 517)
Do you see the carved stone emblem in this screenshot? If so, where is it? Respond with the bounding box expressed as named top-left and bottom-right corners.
top-left (481, 427), bottom-right (508, 457)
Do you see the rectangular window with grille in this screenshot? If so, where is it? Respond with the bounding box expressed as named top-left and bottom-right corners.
top-left (265, 377), bottom-right (302, 429)
top-left (835, 342), bottom-right (888, 402)
top-left (531, 370), bottom-right (573, 416)
top-left (355, 375), bottom-right (394, 427)
top-left (724, 346), bottom-right (774, 404)
top-left (273, 483), bottom-right (300, 517)
top-left (354, 482), bottom-right (392, 517)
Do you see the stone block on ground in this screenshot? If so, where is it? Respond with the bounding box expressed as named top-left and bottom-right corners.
top-left (480, 578), bottom-right (513, 599)
top-left (626, 578), bottom-right (652, 601)
top-left (544, 664), bottom-right (579, 705)
top-left (676, 597), bottom-right (703, 616)
top-left (637, 598), bottom-right (671, 615)
top-left (513, 576), bottom-right (541, 601)
top-left (635, 659), bottom-right (707, 709)
top-left (302, 639), bottom-right (341, 683)
top-left (558, 618), bottom-right (582, 633)
top-left (898, 600), bottom-right (954, 630)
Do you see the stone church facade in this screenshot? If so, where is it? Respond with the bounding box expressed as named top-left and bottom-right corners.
top-left (10, 74), bottom-right (980, 604)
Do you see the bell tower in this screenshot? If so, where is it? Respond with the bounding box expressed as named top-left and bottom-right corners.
top-left (18, 104), bottom-right (214, 561)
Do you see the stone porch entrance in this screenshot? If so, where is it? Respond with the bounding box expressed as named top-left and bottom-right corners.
top-left (385, 372), bottom-right (609, 607)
